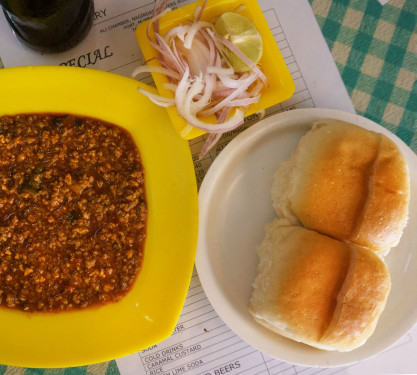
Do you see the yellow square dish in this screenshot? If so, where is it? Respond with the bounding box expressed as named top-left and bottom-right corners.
top-left (136, 0), bottom-right (295, 140)
top-left (0, 66), bottom-right (198, 368)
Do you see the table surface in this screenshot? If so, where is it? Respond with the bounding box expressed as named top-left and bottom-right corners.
top-left (0, 0), bottom-right (416, 374)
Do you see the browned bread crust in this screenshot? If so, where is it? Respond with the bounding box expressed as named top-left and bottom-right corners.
top-left (272, 119), bottom-right (410, 254)
top-left (249, 219), bottom-right (391, 351)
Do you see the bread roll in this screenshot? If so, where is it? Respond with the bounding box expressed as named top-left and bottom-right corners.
top-left (272, 119), bottom-right (409, 254)
top-left (249, 219), bottom-right (391, 351)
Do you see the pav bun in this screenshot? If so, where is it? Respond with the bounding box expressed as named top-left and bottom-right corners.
top-left (271, 119), bottom-right (410, 255)
top-left (249, 219), bottom-right (391, 352)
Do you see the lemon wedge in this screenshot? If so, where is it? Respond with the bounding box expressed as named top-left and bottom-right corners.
top-left (214, 12), bottom-right (263, 73)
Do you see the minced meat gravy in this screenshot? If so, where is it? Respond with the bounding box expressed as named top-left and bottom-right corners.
top-left (0, 114), bottom-right (147, 312)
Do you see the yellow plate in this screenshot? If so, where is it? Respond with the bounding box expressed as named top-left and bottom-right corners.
top-left (0, 66), bottom-right (198, 368)
top-left (136, 0), bottom-right (295, 140)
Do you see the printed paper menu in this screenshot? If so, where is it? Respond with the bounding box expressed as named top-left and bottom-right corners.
top-left (116, 270), bottom-right (417, 375)
top-left (0, 0), bottom-right (416, 374)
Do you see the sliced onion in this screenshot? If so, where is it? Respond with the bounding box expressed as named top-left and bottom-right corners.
top-left (198, 72), bottom-right (259, 117)
top-left (134, 0), bottom-right (267, 155)
top-left (132, 65), bottom-right (181, 81)
top-left (199, 107), bottom-right (230, 157)
top-left (194, 0), bottom-right (208, 22)
top-left (226, 95), bottom-right (261, 107)
top-left (191, 73), bottom-right (216, 113)
top-left (137, 87), bottom-right (176, 107)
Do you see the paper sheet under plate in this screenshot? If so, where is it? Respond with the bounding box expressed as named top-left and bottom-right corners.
top-left (0, 0), bottom-right (415, 373)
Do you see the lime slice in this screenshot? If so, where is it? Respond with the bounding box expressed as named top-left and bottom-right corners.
top-left (214, 12), bottom-right (263, 73)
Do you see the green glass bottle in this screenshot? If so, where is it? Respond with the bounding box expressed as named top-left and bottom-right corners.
top-left (0, 0), bottom-right (94, 53)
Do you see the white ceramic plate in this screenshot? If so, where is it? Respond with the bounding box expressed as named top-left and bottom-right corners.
top-left (195, 108), bottom-right (417, 367)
